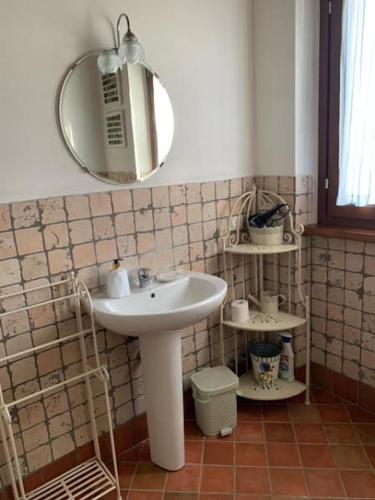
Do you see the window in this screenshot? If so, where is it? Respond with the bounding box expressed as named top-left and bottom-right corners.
top-left (319, 0), bottom-right (375, 228)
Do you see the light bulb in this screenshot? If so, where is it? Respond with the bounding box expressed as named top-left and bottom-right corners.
top-left (118, 36), bottom-right (144, 64)
top-left (97, 51), bottom-right (122, 75)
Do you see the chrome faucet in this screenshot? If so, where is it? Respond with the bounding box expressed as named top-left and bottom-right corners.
top-left (138, 268), bottom-right (153, 288)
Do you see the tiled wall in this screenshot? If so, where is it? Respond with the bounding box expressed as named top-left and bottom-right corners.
top-left (0, 176), bottom-right (252, 481)
top-left (4, 173), bottom-right (375, 484)
top-left (310, 236), bottom-right (375, 390)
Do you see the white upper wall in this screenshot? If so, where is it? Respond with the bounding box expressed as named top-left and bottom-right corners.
top-left (252, 0), bottom-right (296, 176)
top-left (252, 0), bottom-right (319, 179)
top-left (295, 0), bottom-right (319, 178)
top-left (0, 0), bottom-right (255, 203)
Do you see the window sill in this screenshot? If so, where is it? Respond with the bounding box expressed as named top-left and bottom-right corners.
top-left (304, 225), bottom-right (375, 243)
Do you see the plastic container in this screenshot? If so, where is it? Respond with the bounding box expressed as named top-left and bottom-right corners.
top-left (249, 342), bottom-right (282, 389)
top-left (107, 259), bottom-right (131, 298)
top-left (279, 332), bottom-right (295, 382)
top-left (249, 225), bottom-right (284, 245)
top-left (191, 366), bottom-right (239, 437)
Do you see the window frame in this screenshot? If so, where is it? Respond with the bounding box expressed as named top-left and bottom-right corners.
top-left (318, 0), bottom-right (375, 228)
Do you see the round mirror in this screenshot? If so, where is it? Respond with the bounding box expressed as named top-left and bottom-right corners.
top-left (59, 52), bottom-right (174, 185)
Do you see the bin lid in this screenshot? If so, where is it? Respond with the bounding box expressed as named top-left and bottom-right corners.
top-left (191, 366), bottom-right (239, 396)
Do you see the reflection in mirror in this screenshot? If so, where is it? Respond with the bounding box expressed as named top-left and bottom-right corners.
top-left (59, 53), bottom-right (174, 185)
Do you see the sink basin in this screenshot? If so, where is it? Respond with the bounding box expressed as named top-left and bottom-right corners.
top-left (92, 271), bottom-right (227, 471)
top-left (92, 271), bottom-right (226, 336)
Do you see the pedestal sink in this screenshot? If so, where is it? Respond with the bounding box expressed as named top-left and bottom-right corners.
top-left (92, 271), bottom-right (227, 471)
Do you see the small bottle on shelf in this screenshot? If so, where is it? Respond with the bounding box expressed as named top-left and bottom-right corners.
top-left (279, 332), bottom-right (295, 382)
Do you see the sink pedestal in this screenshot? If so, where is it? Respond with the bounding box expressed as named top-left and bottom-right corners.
top-left (139, 332), bottom-right (184, 471)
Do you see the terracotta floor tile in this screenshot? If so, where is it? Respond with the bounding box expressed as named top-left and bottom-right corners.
top-left (185, 440), bottom-right (203, 464)
top-left (165, 464), bottom-right (201, 492)
top-left (346, 405), bottom-right (375, 423)
top-left (200, 465), bottom-right (234, 494)
top-left (200, 495), bottom-right (234, 500)
top-left (237, 402), bottom-right (262, 422)
top-left (305, 469), bottom-right (345, 497)
top-left (312, 388), bottom-right (343, 404)
top-left (340, 469), bottom-right (375, 498)
top-left (203, 441), bottom-right (234, 465)
top-left (131, 463), bottom-right (166, 490)
top-left (293, 423), bottom-right (327, 443)
top-left (205, 433), bottom-right (233, 442)
top-left (118, 443), bottom-right (142, 462)
top-left (355, 424), bottom-right (375, 444)
top-left (138, 441), bottom-right (151, 462)
top-left (236, 466), bottom-right (270, 495)
top-left (262, 404), bottom-right (290, 422)
top-left (267, 443), bottom-right (300, 467)
top-left (299, 444), bottom-right (335, 468)
top-left (164, 494), bottom-right (198, 500)
top-left (128, 493), bottom-right (163, 500)
top-left (117, 462), bottom-right (136, 488)
top-left (184, 421), bottom-right (204, 440)
top-left (236, 443), bottom-right (267, 466)
top-left (287, 391), bottom-right (310, 404)
top-left (289, 404), bottom-right (321, 423)
top-left (331, 444), bottom-right (370, 469)
top-left (324, 423), bottom-right (360, 444)
top-left (269, 468), bottom-right (307, 496)
top-left (236, 496), bottom-right (270, 500)
top-left (235, 422), bottom-right (264, 442)
top-left (318, 405), bottom-right (350, 422)
top-left (264, 423), bottom-right (295, 443)
top-left (365, 445), bottom-right (375, 468)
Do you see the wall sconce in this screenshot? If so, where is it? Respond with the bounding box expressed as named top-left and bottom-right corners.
top-left (97, 13), bottom-right (144, 75)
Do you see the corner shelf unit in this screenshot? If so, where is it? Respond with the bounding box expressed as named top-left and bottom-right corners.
top-left (219, 187), bottom-right (311, 404)
top-left (0, 273), bottom-right (121, 500)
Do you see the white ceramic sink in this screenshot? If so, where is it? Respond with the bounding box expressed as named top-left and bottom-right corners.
top-left (92, 272), bottom-right (227, 471)
top-left (93, 271), bottom-right (226, 336)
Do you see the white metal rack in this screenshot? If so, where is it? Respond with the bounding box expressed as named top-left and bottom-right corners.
top-left (0, 273), bottom-right (121, 500)
top-left (220, 187), bottom-right (311, 404)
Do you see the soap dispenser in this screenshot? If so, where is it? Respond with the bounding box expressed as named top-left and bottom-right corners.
top-left (106, 259), bottom-right (131, 298)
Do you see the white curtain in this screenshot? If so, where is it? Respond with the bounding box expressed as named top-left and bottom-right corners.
top-left (337, 0), bottom-right (375, 207)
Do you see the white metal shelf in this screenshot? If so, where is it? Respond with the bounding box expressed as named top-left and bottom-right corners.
top-left (0, 273), bottom-right (121, 500)
top-left (25, 459), bottom-right (116, 500)
top-left (219, 187), bottom-right (311, 405)
top-left (237, 371), bottom-right (306, 401)
top-left (223, 310), bottom-right (306, 332)
top-left (224, 242), bottom-right (298, 255)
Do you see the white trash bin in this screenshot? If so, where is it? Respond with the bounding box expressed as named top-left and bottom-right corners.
top-left (191, 366), bottom-right (239, 437)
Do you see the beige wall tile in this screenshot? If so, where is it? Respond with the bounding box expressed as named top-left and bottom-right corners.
top-left (93, 216), bottom-right (115, 240)
top-left (39, 197), bottom-right (66, 224)
top-left (69, 219), bottom-right (93, 244)
top-left (0, 204), bottom-right (11, 231)
top-left (0, 231), bottom-right (16, 259)
top-left (72, 243), bottom-right (96, 268)
top-left (133, 188), bottom-right (151, 211)
top-left (43, 223), bottom-right (69, 250)
top-left (48, 248), bottom-right (73, 274)
top-left (89, 192), bottom-right (112, 216)
top-left (152, 186), bottom-right (169, 208)
top-left (95, 239), bottom-right (117, 263)
top-left (65, 195), bottom-right (90, 220)
top-left (111, 190), bottom-right (132, 213)
top-left (135, 210), bottom-right (153, 232)
top-left (169, 185), bottom-right (186, 206)
top-left (21, 253), bottom-right (48, 280)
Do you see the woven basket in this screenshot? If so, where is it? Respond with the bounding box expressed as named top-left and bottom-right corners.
top-left (249, 225), bottom-right (284, 245)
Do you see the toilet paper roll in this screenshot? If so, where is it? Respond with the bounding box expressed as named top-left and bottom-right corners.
top-left (231, 300), bottom-right (250, 323)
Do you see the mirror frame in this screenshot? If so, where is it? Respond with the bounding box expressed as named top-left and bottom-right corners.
top-left (58, 50), bottom-right (173, 185)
